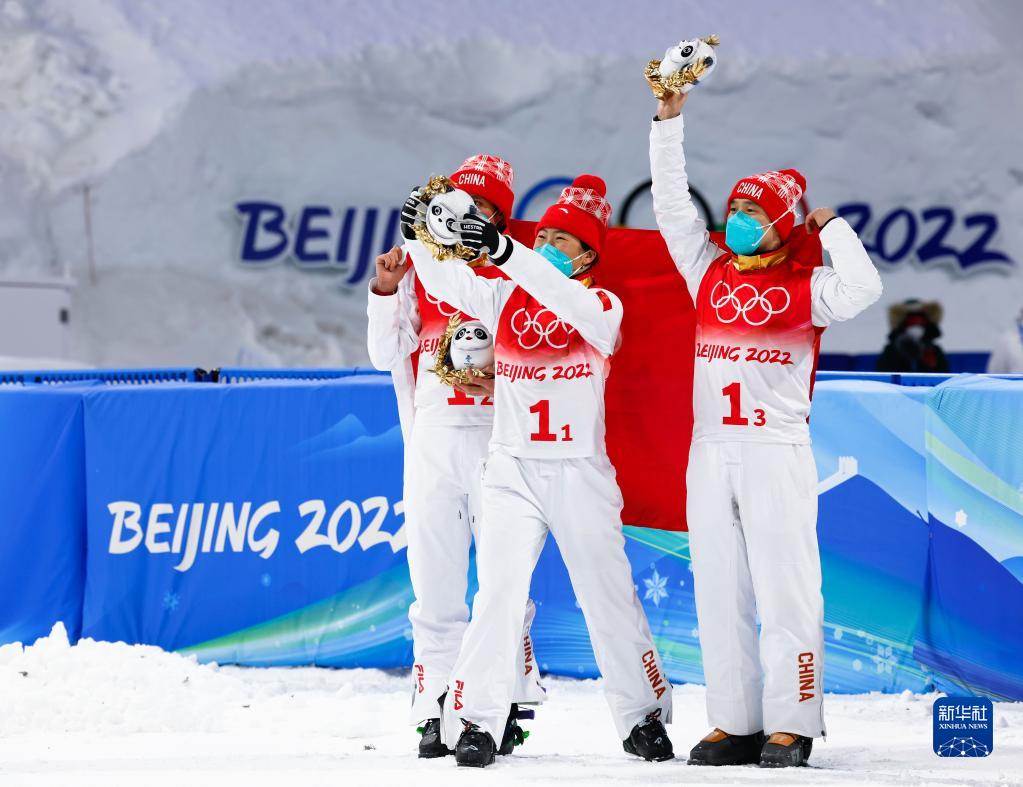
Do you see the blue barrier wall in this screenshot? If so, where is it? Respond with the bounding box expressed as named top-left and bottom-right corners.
top-left (0, 370), bottom-right (1020, 699)
top-left (0, 383), bottom-right (95, 644)
top-left (818, 352), bottom-right (991, 374)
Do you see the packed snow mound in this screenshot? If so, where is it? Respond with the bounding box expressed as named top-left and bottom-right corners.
top-left (4, 0), bottom-right (1006, 196)
top-left (67, 267), bottom-right (360, 367)
top-left (0, 355), bottom-right (88, 371)
top-left (0, 0), bottom-right (192, 195)
top-left (0, 0), bottom-right (117, 190)
top-left (0, 622), bottom-right (394, 737)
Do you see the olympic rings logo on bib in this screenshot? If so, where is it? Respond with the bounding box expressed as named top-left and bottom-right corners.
top-left (709, 281), bottom-right (791, 326)
top-left (509, 308), bottom-right (575, 350)
top-left (425, 292), bottom-right (459, 317)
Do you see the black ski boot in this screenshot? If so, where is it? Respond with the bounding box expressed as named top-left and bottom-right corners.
top-left (417, 718), bottom-right (452, 758)
top-left (498, 703), bottom-right (534, 755)
top-left (759, 732), bottom-right (813, 767)
top-left (623, 715), bottom-right (675, 762)
top-left (455, 722), bottom-right (497, 768)
top-left (688, 728), bottom-right (766, 766)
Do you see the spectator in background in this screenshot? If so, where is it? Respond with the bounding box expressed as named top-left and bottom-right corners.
top-left (986, 308), bottom-right (1023, 374)
top-left (876, 299), bottom-right (949, 373)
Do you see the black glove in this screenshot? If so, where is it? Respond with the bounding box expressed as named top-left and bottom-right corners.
top-left (458, 214), bottom-right (507, 259)
top-left (400, 189), bottom-right (425, 241)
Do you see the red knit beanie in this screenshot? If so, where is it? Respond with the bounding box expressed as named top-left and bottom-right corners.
top-left (727, 168), bottom-right (807, 241)
top-left (450, 154), bottom-right (515, 225)
top-left (536, 175), bottom-right (612, 257)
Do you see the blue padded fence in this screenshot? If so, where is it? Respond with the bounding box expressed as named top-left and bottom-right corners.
top-left (0, 367), bottom-right (1020, 701)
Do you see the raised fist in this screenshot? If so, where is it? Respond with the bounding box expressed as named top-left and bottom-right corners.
top-left (656, 89), bottom-right (688, 121)
top-left (373, 245), bottom-right (409, 295)
top-left (805, 208), bottom-right (838, 234)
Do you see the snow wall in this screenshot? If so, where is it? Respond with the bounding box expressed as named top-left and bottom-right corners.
top-left (1, 371), bottom-right (1021, 700)
top-left (2, 0), bottom-right (1022, 367)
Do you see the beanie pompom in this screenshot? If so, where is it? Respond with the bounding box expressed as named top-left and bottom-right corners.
top-left (537, 173), bottom-right (612, 257)
top-left (781, 168), bottom-right (807, 196)
top-left (572, 174), bottom-right (606, 197)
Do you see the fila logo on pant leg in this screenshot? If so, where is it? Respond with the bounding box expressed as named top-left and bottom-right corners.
top-left (453, 679), bottom-right (465, 711)
top-left (523, 634), bottom-right (534, 676)
top-left (642, 650), bottom-right (667, 700)
top-left (798, 652), bottom-right (816, 702)
top-left (414, 664), bottom-right (425, 693)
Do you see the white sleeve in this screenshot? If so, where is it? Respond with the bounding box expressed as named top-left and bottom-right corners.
top-left (402, 238), bottom-right (512, 333)
top-left (365, 269), bottom-right (420, 371)
top-left (810, 218), bottom-right (884, 327)
top-left (649, 114), bottom-right (719, 302)
top-left (498, 239), bottom-right (623, 358)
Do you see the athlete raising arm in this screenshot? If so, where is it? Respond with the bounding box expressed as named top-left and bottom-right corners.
top-left (649, 88), bottom-right (881, 768)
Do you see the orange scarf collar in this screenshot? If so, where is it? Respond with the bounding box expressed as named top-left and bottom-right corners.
top-left (732, 247), bottom-right (790, 273)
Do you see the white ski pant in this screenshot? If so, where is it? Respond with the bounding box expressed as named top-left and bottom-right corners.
top-left (404, 424), bottom-right (544, 723)
top-left (442, 451), bottom-right (672, 744)
top-left (686, 440), bottom-right (826, 738)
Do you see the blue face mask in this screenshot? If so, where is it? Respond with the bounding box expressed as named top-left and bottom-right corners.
top-left (725, 212), bottom-right (768, 256)
top-left (725, 206), bottom-right (795, 256)
top-left (536, 243), bottom-right (585, 277)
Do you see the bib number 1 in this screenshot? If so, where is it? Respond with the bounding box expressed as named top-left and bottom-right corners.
top-left (722, 382), bottom-right (766, 427)
top-left (529, 399), bottom-right (573, 442)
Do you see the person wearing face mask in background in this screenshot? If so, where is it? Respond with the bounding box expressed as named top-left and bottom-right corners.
top-left (390, 175), bottom-right (675, 767)
top-left (649, 88), bottom-right (882, 767)
top-left (366, 154), bottom-right (545, 759)
top-left (876, 299), bottom-right (949, 373)
top-left (986, 307), bottom-right (1023, 374)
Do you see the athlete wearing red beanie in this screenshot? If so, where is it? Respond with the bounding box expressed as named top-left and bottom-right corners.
top-left (367, 154), bottom-right (545, 759)
top-left (649, 89), bottom-right (883, 768)
top-left (394, 175), bottom-right (675, 767)
top-left (536, 174), bottom-right (612, 261)
top-left (450, 154), bottom-right (516, 230)
top-left (726, 168), bottom-right (807, 251)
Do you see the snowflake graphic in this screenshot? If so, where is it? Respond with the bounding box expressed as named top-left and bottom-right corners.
top-left (954, 509), bottom-right (968, 528)
top-left (872, 644), bottom-right (896, 674)
top-left (162, 592), bottom-right (180, 612)
top-left (937, 736), bottom-right (990, 757)
top-left (643, 570), bottom-right (669, 607)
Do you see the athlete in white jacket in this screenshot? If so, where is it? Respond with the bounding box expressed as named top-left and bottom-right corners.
top-left (392, 175), bottom-right (675, 767)
top-left (366, 155), bottom-right (544, 759)
top-left (649, 89), bottom-right (882, 767)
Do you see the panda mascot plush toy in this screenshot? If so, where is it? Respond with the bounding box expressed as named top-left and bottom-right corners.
top-left (426, 189), bottom-right (478, 248)
top-left (450, 321), bottom-right (494, 371)
top-left (645, 35), bottom-right (720, 98)
top-left (411, 176), bottom-right (481, 262)
top-left (431, 316), bottom-right (495, 386)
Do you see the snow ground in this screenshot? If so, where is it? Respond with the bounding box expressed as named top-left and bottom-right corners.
top-left (1, 626), bottom-right (1021, 787)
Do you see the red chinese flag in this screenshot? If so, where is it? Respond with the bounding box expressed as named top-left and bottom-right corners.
top-left (510, 220), bottom-right (695, 531)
